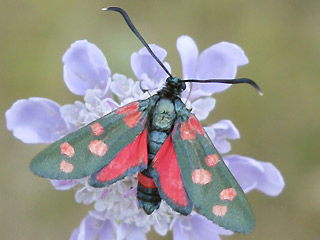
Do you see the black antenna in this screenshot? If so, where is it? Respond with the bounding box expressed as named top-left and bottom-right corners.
top-left (182, 78), bottom-right (263, 96)
top-left (103, 7), bottom-right (172, 78)
top-left (103, 7), bottom-right (262, 96)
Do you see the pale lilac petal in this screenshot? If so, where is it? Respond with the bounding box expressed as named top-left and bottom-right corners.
top-left (60, 101), bottom-right (86, 129)
top-left (6, 97), bottom-right (68, 143)
top-left (205, 120), bottom-right (240, 154)
top-left (191, 97), bottom-right (216, 121)
top-left (63, 40), bottom-right (111, 95)
top-left (153, 215), bottom-right (169, 236)
top-left (50, 180), bottom-right (79, 190)
top-left (75, 187), bottom-right (96, 205)
top-left (176, 35), bottom-right (199, 79)
top-left (131, 44), bottom-right (171, 91)
top-left (70, 211), bottom-right (117, 240)
top-left (99, 221), bottom-right (116, 240)
top-left (70, 228), bottom-right (80, 240)
top-left (110, 74), bottom-right (135, 100)
top-left (196, 42), bottom-right (248, 94)
top-left (70, 215), bottom-right (99, 240)
top-left (173, 214), bottom-right (232, 240)
top-left (213, 120), bottom-right (240, 140)
top-left (117, 223), bottom-right (147, 240)
top-left (84, 90), bottom-right (119, 116)
top-left (224, 155), bottom-right (285, 195)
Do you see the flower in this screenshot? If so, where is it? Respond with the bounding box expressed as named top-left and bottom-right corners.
top-left (6, 36), bottom-right (285, 240)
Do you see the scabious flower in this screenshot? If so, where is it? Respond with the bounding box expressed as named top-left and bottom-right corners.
top-left (6, 36), bottom-right (285, 240)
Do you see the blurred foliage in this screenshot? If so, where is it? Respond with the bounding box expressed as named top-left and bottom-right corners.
top-left (1, 0), bottom-right (320, 239)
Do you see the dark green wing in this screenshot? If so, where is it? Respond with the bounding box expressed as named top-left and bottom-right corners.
top-left (171, 99), bottom-right (254, 233)
top-left (30, 99), bottom-right (153, 180)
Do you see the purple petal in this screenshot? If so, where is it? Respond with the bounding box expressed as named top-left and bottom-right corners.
top-left (191, 97), bottom-right (216, 121)
top-left (50, 180), bottom-right (79, 190)
top-left (60, 101), bottom-right (86, 129)
top-left (196, 42), bottom-right (248, 94)
top-left (176, 35), bottom-right (199, 79)
top-left (117, 223), bottom-right (147, 240)
top-left (213, 120), bottom-right (240, 140)
top-left (205, 120), bottom-right (240, 154)
top-left (224, 155), bottom-right (285, 195)
top-left (63, 40), bottom-right (111, 95)
top-left (6, 97), bottom-right (68, 143)
top-left (173, 214), bottom-right (232, 240)
top-left (110, 74), bottom-right (135, 100)
top-left (131, 44), bottom-right (171, 91)
top-left (70, 211), bottom-right (117, 240)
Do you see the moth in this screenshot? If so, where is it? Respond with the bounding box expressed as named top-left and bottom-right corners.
top-left (31, 7), bottom-right (262, 233)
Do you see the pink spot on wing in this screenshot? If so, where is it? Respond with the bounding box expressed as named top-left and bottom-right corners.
top-left (189, 115), bottom-right (205, 135)
top-left (117, 102), bottom-right (139, 115)
top-left (60, 142), bottom-right (75, 158)
top-left (212, 205), bottom-right (228, 217)
top-left (88, 140), bottom-right (108, 157)
top-left (91, 122), bottom-right (104, 136)
top-left (60, 160), bottom-right (74, 173)
top-left (220, 188), bottom-right (237, 201)
top-left (192, 169), bottom-right (211, 185)
top-left (123, 111), bottom-right (143, 128)
top-left (180, 122), bottom-right (196, 140)
top-left (206, 154), bottom-right (220, 167)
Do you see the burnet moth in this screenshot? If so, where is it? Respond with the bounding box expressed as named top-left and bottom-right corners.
top-left (30, 7), bottom-right (262, 233)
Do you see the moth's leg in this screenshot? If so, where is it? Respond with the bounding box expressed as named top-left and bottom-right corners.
top-left (139, 80), bottom-right (152, 96)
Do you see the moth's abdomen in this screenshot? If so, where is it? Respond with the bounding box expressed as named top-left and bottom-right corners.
top-left (137, 97), bottom-right (177, 214)
top-left (137, 171), bottom-right (161, 214)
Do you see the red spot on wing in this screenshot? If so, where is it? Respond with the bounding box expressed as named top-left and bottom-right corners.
top-left (88, 140), bottom-right (108, 157)
top-left (116, 102), bottom-right (143, 128)
top-left (60, 160), bottom-right (74, 173)
top-left (212, 205), bottom-right (228, 217)
top-left (138, 172), bottom-right (157, 189)
top-left (117, 102), bottom-right (139, 115)
top-left (60, 142), bottom-right (75, 158)
top-left (152, 136), bottom-right (190, 207)
top-left (95, 129), bottom-right (148, 182)
top-left (180, 122), bottom-right (196, 140)
top-left (123, 111), bottom-right (143, 128)
top-left (189, 114), bottom-right (205, 135)
top-left (191, 169), bottom-right (212, 185)
top-left (180, 115), bottom-right (205, 140)
top-left (91, 122), bottom-right (104, 136)
top-left (206, 154), bottom-right (220, 167)
top-left (220, 188), bottom-right (237, 201)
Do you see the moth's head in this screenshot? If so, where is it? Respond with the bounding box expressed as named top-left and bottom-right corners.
top-left (165, 77), bottom-right (186, 95)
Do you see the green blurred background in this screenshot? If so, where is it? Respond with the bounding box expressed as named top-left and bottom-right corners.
top-left (1, 0), bottom-right (320, 239)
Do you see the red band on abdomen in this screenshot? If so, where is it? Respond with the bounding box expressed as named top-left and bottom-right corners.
top-left (138, 172), bottom-right (157, 189)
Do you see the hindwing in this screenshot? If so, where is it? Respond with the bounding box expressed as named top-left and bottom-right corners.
top-left (150, 135), bottom-right (193, 215)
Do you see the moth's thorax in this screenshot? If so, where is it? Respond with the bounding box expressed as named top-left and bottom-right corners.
top-left (151, 98), bottom-right (176, 132)
top-left (158, 76), bottom-right (186, 98)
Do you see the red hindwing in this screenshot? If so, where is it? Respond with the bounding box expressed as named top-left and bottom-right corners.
top-left (92, 129), bottom-right (148, 185)
top-left (151, 135), bottom-right (192, 214)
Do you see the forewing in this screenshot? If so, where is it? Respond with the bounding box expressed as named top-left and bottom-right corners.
top-left (172, 113), bottom-right (254, 233)
top-left (30, 100), bottom-right (149, 180)
top-left (150, 135), bottom-right (193, 215)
